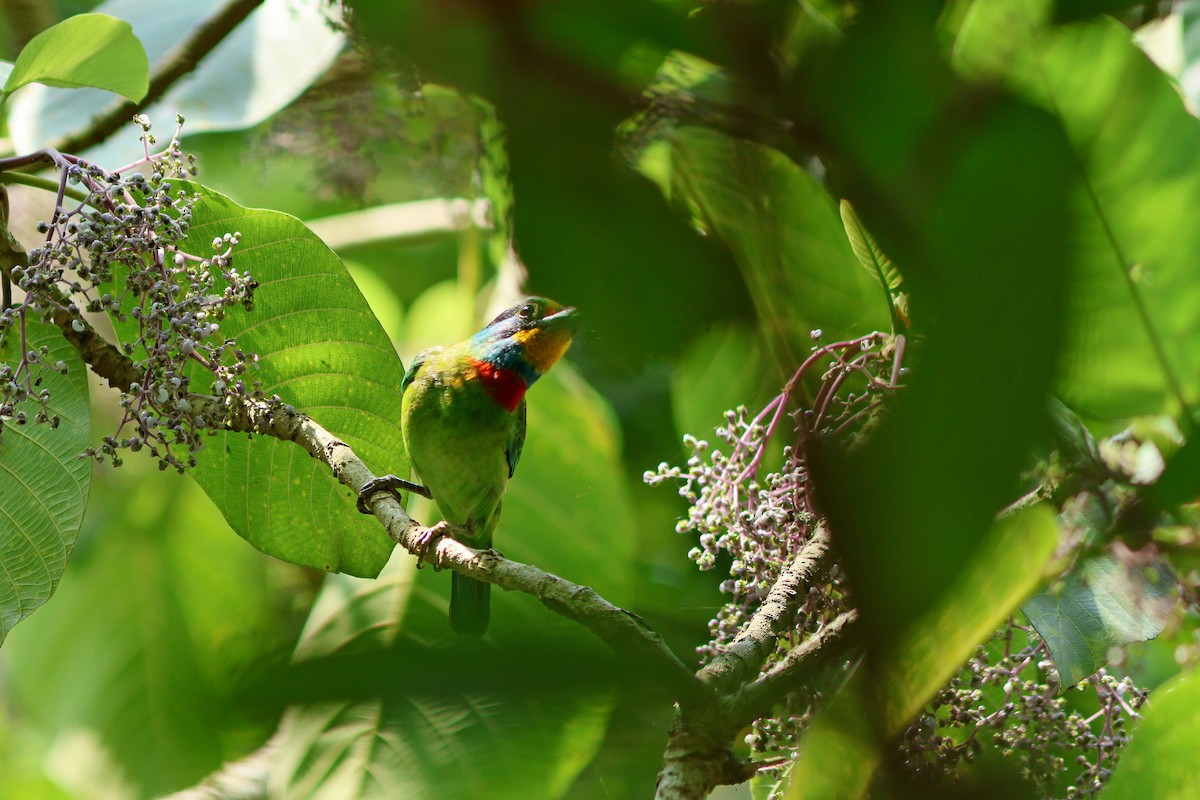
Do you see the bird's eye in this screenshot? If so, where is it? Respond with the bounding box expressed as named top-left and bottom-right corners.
top-left (518, 302), bottom-right (538, 320)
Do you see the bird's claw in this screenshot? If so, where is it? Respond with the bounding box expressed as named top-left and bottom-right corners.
top-left (413, 520), bottom-right (453, 570)
top-left (357, 474), bottom-right (431, 514)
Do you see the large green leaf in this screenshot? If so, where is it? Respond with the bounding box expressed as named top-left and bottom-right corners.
top-left (1102, 669), bottom-right (1200, 799)
top-left (637, 127), bottom-right (889, 363)
top-left (956, 0), bottom-right (1200, 421)
top-left (0, 319), bottom-right (91, 646)
top-left (270, 565), bottom-right (613, 800)
top-left (3, 468), bottom-right (289, 796)
top-left (106, 185), bottom-right (405, 577)
top-left (800, 10), bottom-right (1073, 655)
top-left (781, 5), bottom-right (1074, 791)
top-left (1023, 555), bottom-right (1177, 687)
top-left (786, 505), bottom-right (1061, 799)
top-left (270, 335), bottom-right (637, 798)
top-left (191, 186), bottom-right (403, 576)
top-left (2, 13), bottom-right (147, 100)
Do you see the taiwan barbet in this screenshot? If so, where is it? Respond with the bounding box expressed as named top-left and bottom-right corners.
top-left (358, 297), bottom-right (579, 636)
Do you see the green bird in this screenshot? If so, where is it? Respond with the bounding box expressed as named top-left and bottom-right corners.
top-left (358, 297), bottom-right (580, 636)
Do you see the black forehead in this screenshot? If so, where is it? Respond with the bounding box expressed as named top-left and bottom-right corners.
top-left (486, 298), bottom-right (546, 327)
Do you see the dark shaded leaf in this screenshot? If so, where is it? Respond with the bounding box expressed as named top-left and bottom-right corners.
top-left (1023, 555), bottom-right (1177, 686)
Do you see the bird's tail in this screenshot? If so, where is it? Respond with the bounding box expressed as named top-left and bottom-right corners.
top-left (450, 573), bottom-right (490, 636)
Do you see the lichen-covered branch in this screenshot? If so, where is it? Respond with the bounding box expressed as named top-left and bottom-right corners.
top-left (729, 609), bottom-right (859, 726)
top-left (654, 526), bottom-right (849, 800)
top-left (696, 525), bottom-right (832, 694)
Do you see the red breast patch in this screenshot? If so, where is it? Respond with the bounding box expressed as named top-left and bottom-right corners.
top-left (470, 359), bottom-right (527, 412)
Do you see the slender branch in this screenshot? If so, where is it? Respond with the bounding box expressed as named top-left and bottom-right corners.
top-left (696, 525), bottom-right (832, 694)
top-left (35, 284), bottom-right (710, 707)
top-left (357, 482), bottom-right (707, 705)
top-left (47, 0), bottom-right (267, 156)
top-left (0, 170), bottom-right (90, 202)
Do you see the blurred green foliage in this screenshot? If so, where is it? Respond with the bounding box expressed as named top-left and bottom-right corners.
top-left (3, 0), bottom-right (1200, 798)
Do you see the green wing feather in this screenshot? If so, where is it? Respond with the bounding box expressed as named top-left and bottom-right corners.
top-left (401, 349), bottom-right (430, 394)
top-left (506, 399), bottom-right (526, 479)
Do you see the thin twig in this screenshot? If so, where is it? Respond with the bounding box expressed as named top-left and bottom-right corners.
top-left (47, 0), bottom-right (267, 156)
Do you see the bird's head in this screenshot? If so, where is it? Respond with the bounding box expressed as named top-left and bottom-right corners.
top-left (470, 297), bottom-right (580, 386)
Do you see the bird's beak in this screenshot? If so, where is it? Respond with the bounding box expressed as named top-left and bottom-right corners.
top-left (541, 305), bottom-right (581, 333)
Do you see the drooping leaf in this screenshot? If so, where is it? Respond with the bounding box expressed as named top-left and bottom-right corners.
top-left (1023, 555), bottom-right (1177, 687)
top-left (838, 199), bottom-right (901, 292)
top-left (0, 319), bottom-right (91, 646)
top-left (1102, 669), bottom-right (1200, 799)
top-left (784, 4), bottom-right (1073, 791)
top-left (956, 0), bottom-right (1200, 421)
top-left (786, 505), bottom-right (1061, 798)
top-left (801, 10), bottom-right (1073, 656)
top-left (2, 13), bottom-right (147, 100)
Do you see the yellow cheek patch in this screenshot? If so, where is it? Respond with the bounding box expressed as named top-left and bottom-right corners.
top-left (513, 327), bottom-right (574, 373)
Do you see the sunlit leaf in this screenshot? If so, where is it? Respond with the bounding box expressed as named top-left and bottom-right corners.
top-left (192, 186), bottom-right (404, 577)
top-left (0, 319), bottom-right (91, 646)
top-left (106, 184), bottom-right (405, 577)
top-left (1023, 555), bottom-right (1177, 687)
top-left (956, 0), bottom-right (1200, 421)
top-left (838, 199), bottom-right (901, 292)
top-left (3, 13), bottom-right (147, 100)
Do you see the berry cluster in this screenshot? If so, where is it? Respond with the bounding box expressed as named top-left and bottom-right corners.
top-left (898, 622), bottom-right (1147, 797)
top-left (0, 117), bottom-right (260, 471)
top-left (647, 328), bottom-right (1161, 797)
top-left (646, 331), bottom-right (903, 751)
